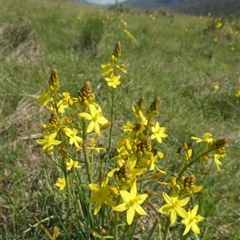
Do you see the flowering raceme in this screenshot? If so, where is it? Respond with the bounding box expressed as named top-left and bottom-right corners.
top-left (35, 42), bottom-right (228, 240)
top-left (101, 42), bottom-right (126, 89)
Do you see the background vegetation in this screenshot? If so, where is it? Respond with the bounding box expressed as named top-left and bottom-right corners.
top-left (123, 0), bottom-right (240, 16)
top-left (0, 0), bottom-right (239, 239)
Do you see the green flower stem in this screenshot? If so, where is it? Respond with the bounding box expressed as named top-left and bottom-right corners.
top-left (81, 118), bottom-right (93, 185)
top-left (81, 118), bottom-right (94, 239)
top-left (114, 195), bottom-right (122, 240)
top-left (177, 150), bottom-right (211, 181)
top-left (52, 92), bottom-right (58, 111)
top-left (114, 212), bottom-right (118, 240)
top-left (146, 220), bottom-right (159, 240)
top-left (65, 172), bottom-right (72, 238)
top-left (104, 88), bottom-right (115, 174)
top-left (162, 216), bottom-right (171, 240)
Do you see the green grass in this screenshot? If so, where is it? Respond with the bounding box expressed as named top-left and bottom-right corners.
top-left (1, 0), bottom-right (240, 239)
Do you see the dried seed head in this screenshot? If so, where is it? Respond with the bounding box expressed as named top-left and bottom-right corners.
top-left (133, 122), bottom-right (144, 132)
top-left (149, 97), bottom-right (160, 114)
top-left (180, 175), bottom-right (202, 196)
top-left (115, 162), bottom-right (131, 179)
top-left (214, 138), bottom-right (228, 149)
top-left (183, 142), bottom-right (189, 151)
top-left (78, 81), bottom-right (95, 108)
top-left (49, 69), bottom-right (60, 92)
top-left (137, 97), bottom-right (145, 111)
top-left (114, 162), bottom-right (135, 190)
top-left (137, 136), bottom-right (152, 153)
top-left (182, 175), bottom-right (196, 187)
top-left (49, 110), bottom-right (59, 125)
top-left (113, 41), bottom-right (121, 59)
top-left (49, 69), bottom-right (58, 84)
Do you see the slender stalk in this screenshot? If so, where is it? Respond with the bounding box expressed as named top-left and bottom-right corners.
top-left (114, 212), bottom-right (118, 240)
top-left (104, 88), bottom-right (115, 174)
top-left (177, 150), bottom-right (212, 181)
top-left (81, 117), bottom-right (94, 239)
top-left (65, 171), bottom-right (71, 209)
top-left (32, 216), bottom-right (53, 240)
top-left (146, 220), bottom-right (158, 240)
top-left (82, 118), bottom-right (93, 184)
top-left (162, 217), bottom-right (171, 240)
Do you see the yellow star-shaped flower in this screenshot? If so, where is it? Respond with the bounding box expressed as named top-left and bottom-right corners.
top-left (151, 122), bottom-right (168, 143)
top-left (55, 177), bottom-right (66, 190)
top-left (36, 132), bottom-right (62, 153)
top-left (159, 192), bottom-right (189, 225)
top-left (181, 205), bottom-right (205, 235)
top-left (104, 74), bottom-right (121, 88)
top-left (114, 181), bottom-right (148, 225)
top-left (191, 132), bottom-right (213, 143)
top-left (64, 127), bottom-right (82, 149)
top-left (79, 105), bottom-right (108, 136)
top-left (86, 183), bottom-right (116, 215)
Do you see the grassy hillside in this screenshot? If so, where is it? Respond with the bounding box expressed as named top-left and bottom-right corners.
top-left (123, 0), bottom-right (240, 16)
top-left (1, 0), bottom-right (240, 239)
top-left (170, 0), bottom-right (240, 16)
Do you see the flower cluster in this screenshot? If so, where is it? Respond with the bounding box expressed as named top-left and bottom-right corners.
top-left (198, 14), bottom-right (239, 51)
top-left (101, 41), bottom-right (127, 88)
top-left (36, 42), bottom-right (228, 239)
top-left (36, 69), bottom-right (109, 190)
top-left (118, 18), bottom-right (135, 40)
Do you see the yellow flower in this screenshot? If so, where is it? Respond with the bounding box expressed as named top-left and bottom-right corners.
top-left (159, 192), bottom-right (189, 225)
top-left (117, 63), bottom-right (127, 73)
top-left (235, 89), bottom-right (240, 97)
top-left (57, 99), bottom-right (68, 113)
top-left (215, 21), bottom-right (222, 29)
top-left (66, 158), bottom-right (81, 171)
top-left (36, 132), bottom-right (62, 153)
top-left (101, 63), bottom-right (114, 76)
top-left (213, 81), bottom-right (219, 90)
top-left (122, 121), bottom-right (134, 132)
top-left (104, 74), bottom-right (121, 88)
top-left (37, 91), bottom-right (53, 106)
top-left (138, 111), bottom-right (148, 125)
top-left (87, 138), bottom-right (106, 153)
top-left (191, 132), bottom-right (213, 143)
top-left (185, 149), bottom-right (192, 161)
top-left (79, 105), bottom-right (108, 136)
top-left (64, 127), bottom-right (82, 149)
top-left (114, 181), bottom-right (148, 225)
top-left (149, 151), bottom-right (164, 170)
top-left (213, 153), bottom-right (225, 170)
top-left (55, 177), bottom-right (66, 190)
top-left (123, 29), bottom-right (135, 39)
top-left (151, 122), bottom-right (168, 143)
top-left (120, 19), bottom-right (127, 26)
top-left (181, 205), bottom-right (205, 235)
top-left (86, 183), bottom-right (116, 215)
top-left (60, 92), bottom-right (76, 106)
